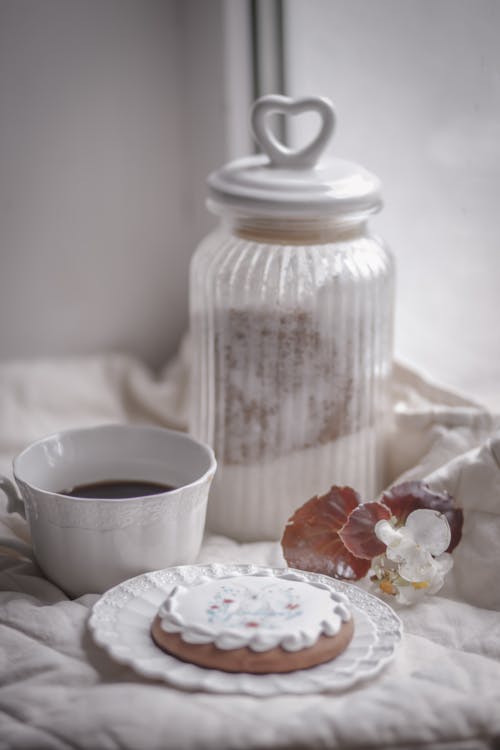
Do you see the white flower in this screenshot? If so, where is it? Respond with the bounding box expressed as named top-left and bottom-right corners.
top-left (372, 509), bottom-right (453, 604)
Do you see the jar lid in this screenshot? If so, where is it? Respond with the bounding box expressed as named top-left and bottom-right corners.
top-left (207, 95), bottom-right (382, 220)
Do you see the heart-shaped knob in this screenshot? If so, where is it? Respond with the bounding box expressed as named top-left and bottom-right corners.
top-left (251, 95), bottom-right (335, 169)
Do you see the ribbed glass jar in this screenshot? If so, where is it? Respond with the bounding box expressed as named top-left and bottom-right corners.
top-left (190, 216), bottom-right (394, 541)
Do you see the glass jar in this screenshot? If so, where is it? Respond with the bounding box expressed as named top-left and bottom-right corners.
top-left (190, 96), bottom-right (394, 542)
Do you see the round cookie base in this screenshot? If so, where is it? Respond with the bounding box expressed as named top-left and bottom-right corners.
top-left (150, 615), bottom-right (354, 674)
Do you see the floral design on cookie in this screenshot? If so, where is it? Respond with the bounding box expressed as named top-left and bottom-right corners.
top-left (206, 583), bottom-right (303, 629)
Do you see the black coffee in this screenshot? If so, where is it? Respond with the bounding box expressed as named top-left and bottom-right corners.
top-left (61, 480), bottom-right (175, 499)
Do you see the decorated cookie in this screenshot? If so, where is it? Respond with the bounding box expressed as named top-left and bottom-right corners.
top-left (150, 570), bottom-right (354, 673)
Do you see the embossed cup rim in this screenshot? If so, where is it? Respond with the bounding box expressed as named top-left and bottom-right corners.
top-left (13, 423), bottom-right (217, 504)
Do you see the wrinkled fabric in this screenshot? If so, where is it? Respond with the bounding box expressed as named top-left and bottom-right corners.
top-left (1, 345), bottom-right (500, 750)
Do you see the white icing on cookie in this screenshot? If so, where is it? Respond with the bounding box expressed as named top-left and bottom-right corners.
top-left (158, 570), bottom-right (351, 653)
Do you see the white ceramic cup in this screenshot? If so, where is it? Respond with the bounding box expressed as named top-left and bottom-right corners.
top-left (0, 424), bottom-right (216, 597)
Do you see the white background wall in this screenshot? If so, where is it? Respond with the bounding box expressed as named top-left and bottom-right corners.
top-left (1, 0), bottom-right (498, 407)
top-left (0, 0), bottom-right (247, 368)
top-left (284, 0), bottom-right (500, 408)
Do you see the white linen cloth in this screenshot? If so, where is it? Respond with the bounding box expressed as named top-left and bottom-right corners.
top-left (1, 342), bottom-right (500, 750)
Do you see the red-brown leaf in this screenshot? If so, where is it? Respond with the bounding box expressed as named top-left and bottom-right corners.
top-left (281, 486), bottom-right (370, 580)
top-left (381, 481), bottom-right (463, 552)
top-left (339, 502), bottom-right (392, 558)
top-left (288, 485), bottom-right (360, 530)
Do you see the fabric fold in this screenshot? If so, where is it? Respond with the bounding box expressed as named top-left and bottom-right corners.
top-left (1, 349), bottom-right (500, 749)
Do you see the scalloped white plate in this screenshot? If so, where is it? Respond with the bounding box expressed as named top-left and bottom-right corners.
top-left (88, 563), bottom-right (402, 696)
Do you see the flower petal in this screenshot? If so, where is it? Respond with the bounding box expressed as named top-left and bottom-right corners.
top-left (395, 584), bottom-right (426, 605)
top-left (425, 554), bottom-right (453, 595)
top-left (381, 481), bottom-right (463, 552)
top-left (433, 552), bottom-right (454, 577)
top-left (398, 547), bottom-right (436, 582)
top-left (384, 529), bottom-right (421, 563)
top-left (405, 509), bottom-right (451, 556)
top-left (374, 519), bottom-right (400, 547)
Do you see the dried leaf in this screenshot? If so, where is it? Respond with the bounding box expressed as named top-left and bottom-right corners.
top-left (281, 486), bottom-right (370, 580)
top-left (339, 502), bottom-right (392, 558)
